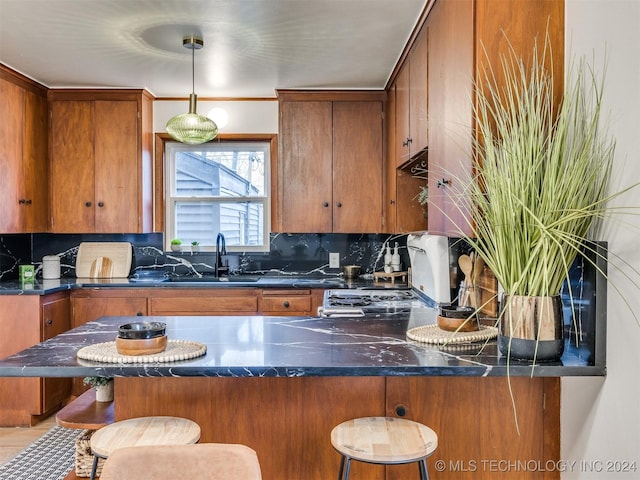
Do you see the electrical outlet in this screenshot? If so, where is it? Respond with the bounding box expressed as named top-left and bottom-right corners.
top-left (329, 252), bottom-right (340, 269)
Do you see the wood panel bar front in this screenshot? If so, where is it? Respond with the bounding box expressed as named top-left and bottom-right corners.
top-left (114, 376), bottom-right (559, 480)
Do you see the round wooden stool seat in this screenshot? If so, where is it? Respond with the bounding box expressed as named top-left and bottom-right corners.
top-left (89, 416), bottom-right (201, 480)
top-left (99, 444), bottom-right (262, 480)
top-left (331, 417), bottom-right (438, 480)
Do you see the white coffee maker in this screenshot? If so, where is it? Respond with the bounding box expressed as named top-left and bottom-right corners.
top-left (407, 232), bottom-right (451, 304)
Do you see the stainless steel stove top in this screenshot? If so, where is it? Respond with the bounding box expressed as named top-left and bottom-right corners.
top-left (319, 289), bottom-right (429, 317)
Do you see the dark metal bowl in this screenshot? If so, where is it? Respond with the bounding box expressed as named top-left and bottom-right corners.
top-left (118, 322), bottom-right (166, 340)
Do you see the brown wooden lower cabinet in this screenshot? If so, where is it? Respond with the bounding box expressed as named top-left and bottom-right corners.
top-left (385, 377), bottom-right (560, 480)
top-left (0, 291), bottom-right (71, 426)
top-left (114, 376), bottom-right (559, 480)
top-left (149, 288), bottom-right (259, 316)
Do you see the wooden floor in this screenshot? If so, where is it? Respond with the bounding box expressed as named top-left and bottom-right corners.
top-left (0, 414), bottom-right (57, 465)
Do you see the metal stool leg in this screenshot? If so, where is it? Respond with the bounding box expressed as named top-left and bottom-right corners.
top-left (343, 457), bottom-right (352, 480)
top-left (419, 459), bottom-right (429, 480)
top-left (337, 456), bottom-right (345, 480)
top-left (90, 454), bottom-right (99, 480)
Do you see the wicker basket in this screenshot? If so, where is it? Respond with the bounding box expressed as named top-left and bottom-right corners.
top-left (75, 430), bottom-right (104, 477)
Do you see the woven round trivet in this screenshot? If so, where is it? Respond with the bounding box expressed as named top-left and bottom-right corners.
top-left (407, 324), bottom-right (498, 345)
top-left (77, 339), bottom-right (206, 363)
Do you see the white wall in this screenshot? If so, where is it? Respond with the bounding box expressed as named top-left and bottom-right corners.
top-left (562, 1), bottom-right (640, 478)
top-left (153, 99), bottom-right (278, 134)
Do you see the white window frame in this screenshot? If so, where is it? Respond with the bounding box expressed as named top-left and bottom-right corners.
top-left (164, 140), bottom-right (271, 253)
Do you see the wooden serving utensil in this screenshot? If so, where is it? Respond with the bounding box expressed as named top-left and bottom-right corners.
top-left (473, 255), bottom-right (485, 284)
top-left (458, 254), bottom-right (473, 306)
top-left (458, 254), bottom-right (473, 279)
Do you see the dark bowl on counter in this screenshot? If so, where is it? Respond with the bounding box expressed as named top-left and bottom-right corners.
top-left (437, 305), bottom-right (479, 332)
top-left (439, 305), bottom-right (476, 319)
top-left (118, 322), bottom-right (166, 340)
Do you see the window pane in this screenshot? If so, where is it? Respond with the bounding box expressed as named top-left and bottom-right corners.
top-left (166, 140), bottom-right (271, 252)
top-left (174, 149), bottom-right (265, 197)
top-left (175, 201), bottom-right (264, 247)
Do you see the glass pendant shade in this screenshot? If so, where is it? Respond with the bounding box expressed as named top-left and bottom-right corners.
top-left (166, 94), bottom-right (218, 145)
top-left (166, 36), bottom-right (219, 145)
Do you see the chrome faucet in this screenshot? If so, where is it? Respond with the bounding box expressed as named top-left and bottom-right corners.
top-left (215, 233), bottom-right (227, 277)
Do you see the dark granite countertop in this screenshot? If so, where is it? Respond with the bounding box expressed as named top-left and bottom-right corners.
top-left (0, 309), bottom-right (605, 378)
top-left (0, 275), bottom-right (402, 295)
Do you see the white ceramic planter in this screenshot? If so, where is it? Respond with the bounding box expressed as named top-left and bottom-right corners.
top-left (95, 381), bottom-right (114, 402)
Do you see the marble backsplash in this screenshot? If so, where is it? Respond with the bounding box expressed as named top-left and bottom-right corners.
top-left (0, 232), bottom-right (412, 280)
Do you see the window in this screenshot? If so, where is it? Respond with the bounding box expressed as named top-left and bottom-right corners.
top-left (165, 140), bottom-right (270, 252)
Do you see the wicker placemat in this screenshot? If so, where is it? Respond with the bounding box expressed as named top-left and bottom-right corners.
top-left (77, 339), bottom-right (206, 363)
top-left (407, 324), bottom-right (498, 345)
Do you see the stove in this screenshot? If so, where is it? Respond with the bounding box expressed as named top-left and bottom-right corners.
top-left (319, 289), bottom-right (431, 317)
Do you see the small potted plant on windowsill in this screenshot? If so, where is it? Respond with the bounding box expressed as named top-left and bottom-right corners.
top-left (170, 238), bottom-right (182, 252)
top-left (190, 241), bottom-right (200, 253)
top-left (83, 376), bottom-right (114, 402)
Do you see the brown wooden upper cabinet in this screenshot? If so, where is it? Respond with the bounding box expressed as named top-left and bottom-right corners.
top-left (384, 24), bottom-right (429, 234)
top-left (0, 70), bottom-right (48, 233)
top-left (425, 0), bottom-right (564, 236)
top-left (277, 92), bottom-right (384, 233)
top-left (48, 90), bottom-right (153, 233)
top-left (395, 26), bottom-right (428, 167)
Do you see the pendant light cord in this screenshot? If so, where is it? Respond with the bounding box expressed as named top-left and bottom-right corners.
top-left (191, 37), bottom-right (195, 95)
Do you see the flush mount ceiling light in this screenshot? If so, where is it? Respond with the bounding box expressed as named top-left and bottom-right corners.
top-left (166, 35), bottom-right (218, 145)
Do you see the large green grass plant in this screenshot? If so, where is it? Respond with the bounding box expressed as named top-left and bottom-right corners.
top-left (463, 35), bottom-right (621, 300)
top-left (435, 33), bottom-right (640, 434)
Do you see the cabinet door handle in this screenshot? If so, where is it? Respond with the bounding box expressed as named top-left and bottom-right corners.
top-left (395, 405), bottom-right (407, 417)
top-left (323, 201), bottom-right (329, 208)
top-left (85, 201), bottom-right (92, 207)
top-left (336, 202), bottom-right (342, 208)
top-left (18, 198), bottom-right (26, 205)
top-left (283, 301), bottom-right (290, 308)
top-left (98, 202), bottom-right (104, 208)
top-left (436, 178), bottom-right (451, 188)
top-left (136, 312), bottom-right (143, 316)
top-left (402, 137), bottom-right (413, 147)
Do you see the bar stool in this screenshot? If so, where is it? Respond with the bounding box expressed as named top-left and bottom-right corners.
top-left (89, 416), bottom-right (201, 480)
top-left (99, 444), bottom-right (262, 480)
top-left (331, 416), bottom-right (438, 480)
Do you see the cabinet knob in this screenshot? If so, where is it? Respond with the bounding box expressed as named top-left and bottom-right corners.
top-left (98, 202), bottom-right (104, 208)
top-left (323, 201), bottom-right (329, 208)
top-left (136, 312), bottom-right (143, 316)
top-left (336, 202), bottom-right (342, 208)
top-left (395, 405), bottom-right (407, 417)
top-left (436, 178), bottom-right (451, 188)
top-left (18, 198), bottom-right (26, 205)
top-left (402, 137), bottom-right (413, 147)
top-left (390, 199), bottom-right (396, 205)
top-left (283, 301), bottom-right (290, 308)
top-left (85, 201), bottom-right (92, 207)
top-left (45, 319), bottom-right (53, 326)
top-left (26, 199), bottom-right (32, 205)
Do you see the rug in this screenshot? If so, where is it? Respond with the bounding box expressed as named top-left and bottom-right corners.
top-left (0, 425), bottom-right (83, 480)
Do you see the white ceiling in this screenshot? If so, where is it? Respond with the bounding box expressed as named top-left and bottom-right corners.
top-left (0, 0), bottom-right (426, 98)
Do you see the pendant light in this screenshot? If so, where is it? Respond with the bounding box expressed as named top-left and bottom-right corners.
top-left (166, 35), bottom-right (218, 145)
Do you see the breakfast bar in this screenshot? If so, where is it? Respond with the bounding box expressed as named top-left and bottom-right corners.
top-left (0, 311), bottom-right (603, 379)
top-left (0, 310), bottom-right (603, 480)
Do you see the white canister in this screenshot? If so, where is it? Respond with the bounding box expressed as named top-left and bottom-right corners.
top-left (42, 255), bottom-right (61, 279)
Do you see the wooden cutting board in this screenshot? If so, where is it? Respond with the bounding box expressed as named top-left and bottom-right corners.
top-left (76, 242), bottom-right (132, 278)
